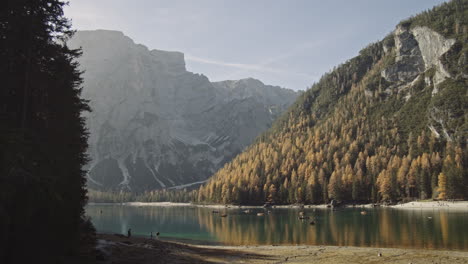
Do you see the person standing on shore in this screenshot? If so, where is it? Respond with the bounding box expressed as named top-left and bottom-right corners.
top-left (127, 228), bottom-right (132, 238)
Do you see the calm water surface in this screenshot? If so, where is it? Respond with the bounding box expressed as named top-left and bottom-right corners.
top-left (86, 205), bottom-right (468, 250)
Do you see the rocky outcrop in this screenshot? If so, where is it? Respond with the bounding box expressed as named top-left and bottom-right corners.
top-left (381, 25), bottom-right (425, 83)
top-left (68, 30), bottom-right (298, 192)
top-left (378, 24), bottom-right (464, 142)
top-left (411, 26), bottom-right (456, 90)
top-left (381, 25), bottom-right (455, 92)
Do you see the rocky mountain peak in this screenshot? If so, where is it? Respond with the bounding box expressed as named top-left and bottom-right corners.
top-left (68, 30), bottom-right (299, 192)
top-left (213, 78), bottom-right (298, 106)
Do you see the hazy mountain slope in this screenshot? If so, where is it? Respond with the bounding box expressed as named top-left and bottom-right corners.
top-left (198, 0), bottom-right (467, 205)
top-left (68, 30), bottom-right (298, 192)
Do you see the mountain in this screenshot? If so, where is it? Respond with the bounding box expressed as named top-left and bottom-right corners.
top-left (67, 30), bottom-right (298, 192)
top-left (198, 0), bottom-right (468, 205)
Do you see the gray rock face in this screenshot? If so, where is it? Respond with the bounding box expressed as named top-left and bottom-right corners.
top-left (381, 25), bottom-right (425, 83)
top-left (68, 30), bottom-right (298, 192)
top-left (377, 25), bottom-right (462, 142)
top-left (411, 26), bottom-right (456, 89)
top-left (381, 25), bottom-right (455, 90)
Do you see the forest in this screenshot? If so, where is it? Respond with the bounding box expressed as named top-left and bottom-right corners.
top-left (0, 1), bottom-right (93, 263)
top-left (88, 188), bottom-right (195, 203)
top-left (1, 0), bottom-right (466, 263)
top-left (196, 0), bottom-right (468, 205)
top-left (85, 1), bottom-right (467, 207)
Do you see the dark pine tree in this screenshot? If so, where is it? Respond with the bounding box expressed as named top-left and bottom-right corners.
top-left (0, 0), bottom-right (92, 263)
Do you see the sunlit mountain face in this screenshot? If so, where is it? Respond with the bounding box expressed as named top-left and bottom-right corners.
top-left (68, 30), bottom-right (299, 192)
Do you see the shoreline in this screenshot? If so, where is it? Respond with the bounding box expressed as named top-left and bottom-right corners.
top-left (87, 200), bottom-right (468, 210)
top-left (91, 233), bottom-right (468, 264)
top-left (120, 232), bottom-right (468, 252)
top-left (389, 201), bottom-right (468, 210)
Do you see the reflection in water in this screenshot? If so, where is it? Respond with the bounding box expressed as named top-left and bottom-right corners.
top-left (86, 205), bottom-right (468, 250)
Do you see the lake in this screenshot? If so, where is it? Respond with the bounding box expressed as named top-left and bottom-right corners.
top-left (86, 204), bottom-right (468, 250)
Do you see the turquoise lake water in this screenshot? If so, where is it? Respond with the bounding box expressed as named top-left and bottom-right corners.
top-left (86, 204), bottom-right (468, 250)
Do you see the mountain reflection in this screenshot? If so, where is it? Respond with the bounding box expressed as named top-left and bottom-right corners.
top-left (86, 205), bottom-right (467, 250)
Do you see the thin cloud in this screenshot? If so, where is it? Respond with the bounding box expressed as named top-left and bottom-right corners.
top-left (219, 32), bottom-right (354, 81)
top-left (185, 54), bottom-right (314, 79)
top-left (185, 34), bottom-right (352, 87)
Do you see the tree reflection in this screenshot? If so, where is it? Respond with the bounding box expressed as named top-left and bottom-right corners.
top-left (195, 208), bottom-right (467, 249)
top-left (86, 206), bottom-right (467, 250)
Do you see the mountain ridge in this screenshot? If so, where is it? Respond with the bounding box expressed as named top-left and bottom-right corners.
top-left (68, 30), bottom-right (299, 192)
top-left (197, 0), bottom-right (467, 205)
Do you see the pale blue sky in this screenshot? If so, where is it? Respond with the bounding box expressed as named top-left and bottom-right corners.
top-left (65, 0), bottom-right (447, 90)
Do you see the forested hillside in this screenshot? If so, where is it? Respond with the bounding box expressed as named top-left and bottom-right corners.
top-left (0, 1), bottom-right (93, 263)
top-left (197, 0), bottom-right (468, 205)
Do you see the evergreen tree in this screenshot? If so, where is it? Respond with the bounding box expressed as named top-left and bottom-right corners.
top-left (0, 1), bottom-right (91, 262)
top-left (437, 172), bottom-right (447, 200)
